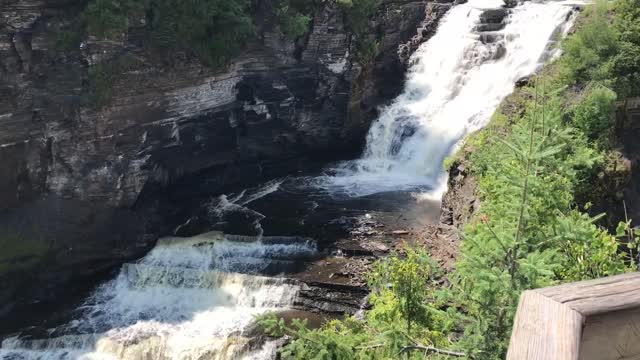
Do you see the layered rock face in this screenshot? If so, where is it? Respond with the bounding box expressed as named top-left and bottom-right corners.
top-left (0, 0), bottom-right (451, 316)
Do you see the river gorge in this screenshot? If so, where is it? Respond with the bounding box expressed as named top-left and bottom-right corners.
top-left (0, 0), bottom-right (583, 358)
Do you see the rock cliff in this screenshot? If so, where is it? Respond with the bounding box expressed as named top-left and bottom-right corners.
top-left (0, 0), bottom-right (452, 318)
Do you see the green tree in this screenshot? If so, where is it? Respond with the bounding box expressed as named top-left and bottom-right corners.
top-left (149, 0), bottom-right (254, 67)
top-left (87, 0), bottom-right (140, 40)
top-left (276, 0), bottom-right (317, 39)
top-left (336, 0), bottom-right (381, 64)
top-left (570, 85), bottom-right (617, 146)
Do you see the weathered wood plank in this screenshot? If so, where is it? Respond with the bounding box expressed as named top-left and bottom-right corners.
top-left (536, 273), bottom-right (640, 316)
top-left (506, 290), bottom-right (584, 360)
top-left (579, 307), bottom-right (640, 360)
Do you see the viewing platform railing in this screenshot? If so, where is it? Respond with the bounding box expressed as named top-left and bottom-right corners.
top-left (506, 272), bottom-right (640, 360)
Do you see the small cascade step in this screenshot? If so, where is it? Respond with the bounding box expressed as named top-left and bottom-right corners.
top-left (146, 231), bottom-right (318, 274)
top-left (155, 230), bottom-right (225, 246)
top-left (123, 263), bottom-right (299, 290)
top-left (223, 234), bottom-right (316, 247)
top-left (1, 333), bottom-right (274, 360)
top-left (2, 334), bottom-right (99, 351)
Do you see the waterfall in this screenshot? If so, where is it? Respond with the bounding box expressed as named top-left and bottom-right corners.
top-left (0, 234), bottom-right (316, 360)
top-left (320, 0), bottom-right (579, 197)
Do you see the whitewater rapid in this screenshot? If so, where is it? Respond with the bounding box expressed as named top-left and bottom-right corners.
top-left (0, 232), bottom-right (316, 360)
top-left (320, 0), bottom-right (579, 197)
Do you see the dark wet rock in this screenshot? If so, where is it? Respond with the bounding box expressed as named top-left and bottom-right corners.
top-left (476, 22), bottom-right (507, 32)
top-left (516, 76), bottom-right (530, 87)
top-left (476, 8), bottom-right (508, 32)
top-left (440, 162), bottom-right (479, 228)
top-left (295, 282), bottom-right (369, 314)
top-left (490, 43), bottom-right (507, 60)
top-left (480, 8), bottom-right (508, 24)
top-left (479, 32), bottom-right (505, 44)
top-left (398, 3), bottom-right (453, 64)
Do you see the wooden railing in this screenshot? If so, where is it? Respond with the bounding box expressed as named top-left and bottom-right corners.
top-left (507, 272), bottom-right (640, 360)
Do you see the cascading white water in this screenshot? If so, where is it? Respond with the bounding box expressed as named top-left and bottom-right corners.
top-left (0, 232), bottom-right (316, 360)
top-left (320, 0), bottom-right (579, 197)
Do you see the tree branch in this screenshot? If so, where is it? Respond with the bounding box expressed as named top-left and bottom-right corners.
top-left (398, 345), bottom-right (466, 357)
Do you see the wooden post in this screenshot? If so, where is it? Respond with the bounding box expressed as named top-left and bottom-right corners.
top-left (507, 273), bottom-right (640, 360)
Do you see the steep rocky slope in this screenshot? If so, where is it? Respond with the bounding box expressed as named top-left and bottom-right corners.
top-left (0, 0), bottom-right (453, 317)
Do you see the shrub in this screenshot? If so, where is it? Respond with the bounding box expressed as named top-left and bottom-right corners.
top-left (558, 1), bottom-right (617, 85)
top-left (276, 0), bottom-right (316, 39)
top-left (553, 211), bottom-right (631, 281)
top-left (279, 13), bottom-right (312, 39)
top-left (613, 0), bottom-right (640, 45)
top-left (336, 0), bottom-right (382, 64)
top-left (149, 0), bottom-right (254, 67)
top-left (559, 0), bottom-right (640, 96)
top-left (86, 0), bottom-right (132, 39)
top-left (570, 85), bottom-right (617, 146)
top-left (455, 79), bottom-right (632, 359)
top-left (609, 42), bottom-right (640, 97)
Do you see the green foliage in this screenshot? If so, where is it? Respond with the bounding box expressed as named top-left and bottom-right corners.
top-left (368, 249), bottom-right (450, 338)
top-left (87, 0), bottom-right (136, 40)
top-left (608, 41), bottom-right (640, 97)
top-left (570, 85), bottom-right (617, 146)
top-left (277, 0), bottom-right (317, 39)
top-left (614, 0), bottom-right (640, 45)
top-left (149, 0), bottom-right (254, 67)
top-left (336, 0), bottom-right (381, 64)
top-left (279, 12), bottom-right (312, 39)
top-left (454, 82), bottom-right (634, 359)
top-left (257, 250), bottom-right (459, 359)
top-left (336, 0), bottom-right (379, 34)
top-left (86, 0), bottom-right (255, 66)
top-left (553, 212), bottom-right (632, 281)
top-left (86, 54), bottom-right (140, 107)
top-left (354, 36), bottom-right (379, 65)
top-left (559, 0), bottom-right (640, 97)
top-left (608, 0), bottom-right (640, 97)
top-left (559, 1), bottom-right (618, 85)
